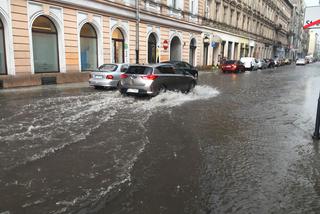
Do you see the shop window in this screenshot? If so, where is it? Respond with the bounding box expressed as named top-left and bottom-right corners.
top-left (32, 16), bottom-right (59, 73)
top-left (80, 23), bottom-right (98, 71)
top-left (170, 36), bottom-right (181, 61)
top-left (148, 33), bottom-right (157, 63)
top-left (189, 38), bottom-right (196, 66)
top-left (112, 28), bottom-right (125, 63)
top-left (0, 19), bottom-right (6, 75)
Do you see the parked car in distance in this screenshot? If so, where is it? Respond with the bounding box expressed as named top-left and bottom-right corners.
top-left (257, 59), bottom-right (268, 69)
top-left (284, 58), bottom-right (291, 65)
top-left (162, 61), bottom-right (198, 79)
top-left (296, 58), bottom-right (306, 65)
top-left (274, 58), bottom-right (284, 67)
top-left (240, 57), bottom-right (259, 71)
top-left (89, 64), bottom-right (129, 89)
top-left (118, 64), bottom-right (197, 96)
top-left (265, 59), bottom-right (275, 68)
top-left (220, 60), bottom-right (245, 73)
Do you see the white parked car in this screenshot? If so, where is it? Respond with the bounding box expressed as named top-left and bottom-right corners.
top-left (240, 57), bottom-right (259, 71)
top-left (296, 58), bottom-right (306, 66)
top-left (89, 64), bottom-right (129, 89)
top-left (256, 59), bottom-right (268, 69)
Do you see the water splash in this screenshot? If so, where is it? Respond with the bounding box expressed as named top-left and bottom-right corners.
top-left (0, 84), bottom-right (219, 213)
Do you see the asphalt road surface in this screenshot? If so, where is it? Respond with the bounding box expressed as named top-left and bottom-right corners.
top-left (0, 63), bottom-right (320, 214)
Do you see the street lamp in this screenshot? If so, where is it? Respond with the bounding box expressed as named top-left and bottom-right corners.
top-left (135, 0), bottom-right (140, 64)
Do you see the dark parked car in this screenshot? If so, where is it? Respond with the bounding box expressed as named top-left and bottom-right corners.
top-left (118, 64), bottom-right (197, 96)
top-left (265, 59), bottom-right (275, 68)
top-left (162, 61), bottom-right (198, 79)
top-left (220, 60), bottom-right (245, 73)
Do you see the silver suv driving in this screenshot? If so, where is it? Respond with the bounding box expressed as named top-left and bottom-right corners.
top-left (118, 64), bottom-right (197, 96)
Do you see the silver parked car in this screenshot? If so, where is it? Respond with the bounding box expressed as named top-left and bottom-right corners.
top-left (89, 64), bottom-right (129, 89)
top-left (296, 58), bottom-right (306, 65)
top-left (257, 59), bottom-right (268, 69)
top-left (118, 64), bottom-right (197, 96)
top-left (240, 57), bottom-right (259, 71)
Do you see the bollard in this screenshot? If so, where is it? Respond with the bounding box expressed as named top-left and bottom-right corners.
top-left (313, 92), bottom-right (320, 140)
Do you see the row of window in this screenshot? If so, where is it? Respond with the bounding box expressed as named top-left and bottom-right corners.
top-left (208, 2), bottom-right (279, 41)
top-left (32, 15), bottom-right (127, 73)
top-left (0, 15), bottom-right (201, 75)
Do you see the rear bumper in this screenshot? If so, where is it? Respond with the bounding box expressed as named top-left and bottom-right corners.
top-left (89, 79), bottom-right (118, 87)
top-left (120, 87), bottom-right (155, 96)
top-left (222, 68), bottom-right (237, 72)
top-left (119, 82), bottom-right (156, 96)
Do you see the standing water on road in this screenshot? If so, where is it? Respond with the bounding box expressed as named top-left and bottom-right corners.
top-left (0, 85), bottom-right (219, 213)
top-left (1, 63), bottom-right (320, 214)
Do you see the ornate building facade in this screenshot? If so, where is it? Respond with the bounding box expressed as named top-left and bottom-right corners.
top-left (0, 0), bottom-right (294, 87)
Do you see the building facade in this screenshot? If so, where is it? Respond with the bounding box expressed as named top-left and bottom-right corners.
top-left (0, 0), bottom-right (294, 88)
top-left (308, 31), bottom-right (319, 57)
top-left (289, 0), bottom-right (306, 59)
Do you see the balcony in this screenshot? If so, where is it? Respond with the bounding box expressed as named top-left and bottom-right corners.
top-left (274, 23), bottom-right (282, 31)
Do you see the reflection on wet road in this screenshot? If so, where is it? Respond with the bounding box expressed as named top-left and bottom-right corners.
top-left (0, 63), bottom-right (320, 213)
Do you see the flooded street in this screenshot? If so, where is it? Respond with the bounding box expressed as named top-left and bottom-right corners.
top-left (1, 63), bottom-right (320, 213)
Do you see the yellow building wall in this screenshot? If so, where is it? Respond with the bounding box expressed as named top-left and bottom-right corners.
top-left (12, 0), bottom-right (31, 75)
top-left (159, 27), bottom-right (170, 62)
top-left (63, 8), bottom-right (79, 72)
top-left (138, 22), bottom-right (147, 64)
top-left (103, 16), bottom-right (111, 63)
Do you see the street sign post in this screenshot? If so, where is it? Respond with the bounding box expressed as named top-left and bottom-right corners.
top-left (304, 6), bottom-right (320, 29)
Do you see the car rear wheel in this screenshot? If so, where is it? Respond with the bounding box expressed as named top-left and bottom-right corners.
top-left (157, 85), bottom-right (166, 95)
top-left (119, 88), bottom-right (127, 95)
top-left (187, 81), bottom-right (196, 93)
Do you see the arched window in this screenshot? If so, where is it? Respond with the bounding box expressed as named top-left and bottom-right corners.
top-left (32, 16), bottom-right (59, 73)
top-left (148, 33), bottom-right (157, 63)
top-left (80, 23), bottom-right (98, 71)
top-left (189, 38), bottom-right (196, 66)
top-left (0, 19), bottom-right (6, 75)
top-left (170, 36), bottom-right (181, 61)
top-left (112, 28), bottom-right (125, 63)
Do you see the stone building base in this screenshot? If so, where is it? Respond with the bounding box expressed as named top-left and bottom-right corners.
top-left (0, 73), bottom-right (90, 89)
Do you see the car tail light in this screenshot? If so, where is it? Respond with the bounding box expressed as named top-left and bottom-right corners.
top-left (120, 74), bottom-right (128, 79)
top-left (106, 75), bottom-right (113, 79)
top-left (142, 75), bottom-right (158, 80)
top-left (232, 64), bottom-right (237, 68)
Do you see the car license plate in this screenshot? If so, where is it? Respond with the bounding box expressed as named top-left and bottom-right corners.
top-left (94, 75), bottom-right (103, 79)
top-left (127, 88), bottom-right (139, 93)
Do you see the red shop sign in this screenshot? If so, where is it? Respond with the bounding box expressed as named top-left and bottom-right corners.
top-left (163, 40), bottom-right (169, 50)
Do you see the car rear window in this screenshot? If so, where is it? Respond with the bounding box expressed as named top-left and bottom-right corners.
top-left (225, 60), bottom-right (236, 64)
top-left (155, 66), bottom-right (175, 74)
top-left (126, 66), bottom-right (153, 74)
top-left (98, 64), bottom-right (118, 71)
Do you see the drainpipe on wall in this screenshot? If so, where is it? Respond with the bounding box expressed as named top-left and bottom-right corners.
top-left (135, 0), bottom-right (140, 64)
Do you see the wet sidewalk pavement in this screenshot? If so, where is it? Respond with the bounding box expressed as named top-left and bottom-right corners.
top-left (0, 63), bottom-right (320, 214)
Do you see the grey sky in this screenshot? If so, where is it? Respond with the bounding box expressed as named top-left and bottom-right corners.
top-left (304, 0), bottom-right (320, 6)
top-left (304, 0), bottom-right (320, 34)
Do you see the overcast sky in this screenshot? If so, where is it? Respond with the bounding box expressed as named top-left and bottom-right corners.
top-left (304, 0), bottom-right (320, 6)
top-left (304, 0), bottom-right (320, 34)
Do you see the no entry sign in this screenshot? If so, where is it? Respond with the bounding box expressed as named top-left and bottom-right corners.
top-left (163, 40), bottom-right (169, 50)
top-left (304, 6), bottom-right (320, 29)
